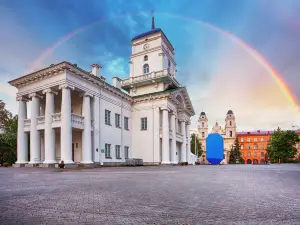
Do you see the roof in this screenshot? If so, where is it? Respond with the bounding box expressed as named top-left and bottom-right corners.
top-left (227, 110), bottom-right (233, 114)
top-left (200, 112), bottom-right (206, 116)
top-left (131, 28), bottom-right (174, 51)
top-left (131, 28), bottom-right (162, 41)
top-left (238, 129), bottom-right (300, 136)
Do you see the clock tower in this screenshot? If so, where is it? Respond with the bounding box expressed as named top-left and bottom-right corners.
top-left (121, 14), bottom-right (180, 96)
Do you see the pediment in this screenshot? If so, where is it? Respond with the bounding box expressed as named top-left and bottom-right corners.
top-left (168, 87), bottom-right (195, 116)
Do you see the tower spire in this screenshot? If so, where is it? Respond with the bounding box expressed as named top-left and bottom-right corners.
top-left (151, 10), bottom-right (155, 30)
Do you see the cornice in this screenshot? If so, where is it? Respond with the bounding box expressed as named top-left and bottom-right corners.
top-left (28, 93), bottom-right (43, 99)
top-left (130, 46), bottom-right (162, 58)
top-left (16, 96), bottom-right (29, 102)
top-left (42, 88), bottom-right (58, 95)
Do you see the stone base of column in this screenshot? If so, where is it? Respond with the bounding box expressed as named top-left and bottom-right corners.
top-left (63, 160), bottom-right (74, 164)
top-left (25, 164), bottom-right (39, 167)
top-left (43, 160), bottom-right (57, 164)
top-left (13, 163), bottom-right (26, 167)
top-left (28, 160), bottom-right (41, 164)
top-left (15, 160), bottom-right (28, 164)
top-left (170, 161), bottom-right (178, 164)
top-left (161, 161), bottom-right (171, 165)
top-left (39, 164), bottom-right (56, 168)
top-left (80, 160), bottom-right (94, 164)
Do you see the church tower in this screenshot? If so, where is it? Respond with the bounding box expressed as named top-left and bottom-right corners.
top-left (198, 112), bottom-right (208, 140)
top-left (225, 108), bottom-right (236, 138)
top-left (121, 13), bottom-right (180, 96)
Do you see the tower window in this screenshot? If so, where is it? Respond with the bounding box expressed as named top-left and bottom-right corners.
top-left (144, 55), bottom-right (148, 61)
top-left (168, 59), bottom-right (171, 68)
top-left (202, 132), bottom-right (204, 138)
top-left (143, 64), bottom-right (149, 73)
top-left (230, 121), bottom-right (232, 126)
top-left (230, 131), bottom-right (232, 137)
top-left (202, 122), bottom-right (204, 127)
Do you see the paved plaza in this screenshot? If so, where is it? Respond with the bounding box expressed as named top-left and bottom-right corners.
top-left (0, 165), bottom-right (300, 225)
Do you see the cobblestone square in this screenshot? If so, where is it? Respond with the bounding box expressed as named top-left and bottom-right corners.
top-left (1, 165), bottom-right (300, 224)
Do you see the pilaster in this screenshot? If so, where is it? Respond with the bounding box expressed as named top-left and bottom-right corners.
top-left (161, 108), bottom-right (170, 164)
top-left (170, 112), bottom-right (177, 164)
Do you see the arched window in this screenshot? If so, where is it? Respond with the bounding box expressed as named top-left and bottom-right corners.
top-left (230, 131), bottom-right (232, 137)
top-left (247, 152), bottom-right (251, 157)
top-left (230, 121), bottom-right (232, 126)
top-left (241, 145), bottom-right (244, 150)
top-left (144, 55), bottom-right (148, 61)
top-left (143, 64), bottom-right (149, 73)
top-left (168, 59), bottom-right (171, 68)
top-left (202, 122), bottom-right (204, 127)
top-left (248, 146), bottom-right (251, 150)
top-left (254, 144), bottom-right (258, 149)
top-left (202, 132), bottom-right (204, 138)
top-left (261, 152), bottom-right (264, 157)
top-left (260, 145), bottom-right (264, 150)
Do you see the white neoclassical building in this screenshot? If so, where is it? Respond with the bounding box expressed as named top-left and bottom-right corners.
top-left (9, 18), bottom-right (195, 166)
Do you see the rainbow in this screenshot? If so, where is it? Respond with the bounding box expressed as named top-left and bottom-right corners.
top-left (28, 12), bottom-right (299, 113)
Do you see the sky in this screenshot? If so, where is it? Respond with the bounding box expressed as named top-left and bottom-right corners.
top-left (0, 0), bottom-right (300, 132)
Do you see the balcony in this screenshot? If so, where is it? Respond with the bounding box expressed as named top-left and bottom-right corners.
top-left (37, 116), bottom-right (45, 130)
top-left (176, 132), bottom-right (183, 143)
top-left (121, 69), bottom-right (181, 91)
top-left (24, 119), bottom-right (31, 132)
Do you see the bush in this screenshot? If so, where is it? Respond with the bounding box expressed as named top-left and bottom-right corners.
top-left (185, 162), bottom-right (188, 165)
top-left (180, 162), bottom-right (185, 166)
top-left (195, 161), bottom-right (200, 165)
top-left (3, 163), bottom-right (9, 167)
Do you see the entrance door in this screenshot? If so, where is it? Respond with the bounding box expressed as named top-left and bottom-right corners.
top-left (72, 143), bottom-right (75, 162)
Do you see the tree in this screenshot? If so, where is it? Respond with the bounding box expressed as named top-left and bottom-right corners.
top-left (266, 127), bottom-right (300, 163)
top-left (0, 100), bottom-right (10, 130)
top-left (229, 138), bottom-right (242, 164)
top-left (0, 101), bottom-right (17, 165)
top-left (190, 133), bottom-right (203, 157)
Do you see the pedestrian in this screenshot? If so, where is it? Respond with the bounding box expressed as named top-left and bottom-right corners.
top-left (59, 160), bottom-right (65, 169)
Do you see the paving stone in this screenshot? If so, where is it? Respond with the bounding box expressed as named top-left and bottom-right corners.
top-left (0, 165), bottom-right (300, 224)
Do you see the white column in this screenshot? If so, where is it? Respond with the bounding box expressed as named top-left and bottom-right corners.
top-left (161, 108), bottom-right (170, 164)
top-left (59, 84), bottom-right (74, 164)
top-left (180, 120), bottom-right (186, 162)
top-left (28, 93), bottom-right (42, 164)
top-left (170, 112), bottom-right (177, 164)
top-left (186, 122), bottom-right (191, 164)
top-left (40, 135), bottom-right (45, 162)
top-left (81, 93), bottom-right (93, 164)
top-left (43, 89), bottom-right (57, 164)
top-left (16, 97), bottom-right (28, 164)
top-left (93, 96), bottom-right (100, 163)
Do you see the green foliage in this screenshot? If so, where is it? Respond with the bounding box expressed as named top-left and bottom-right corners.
top-left (0, 102), bottom-right (17, 165)
top-left (229, 138), bottom-right (242, 164)
top-left (190, 133), bottom-right (203, 157)
top-left (266, 127), bottom-right (300, 163)
top-left (0, 100), bottom-right (11, 130)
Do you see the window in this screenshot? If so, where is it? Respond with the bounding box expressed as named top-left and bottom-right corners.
top-left (261, 138), bottom-right (264, 142)
top-left (144, 55), bottom-right (148, 61)
top-left (105, 110), bottom-right (111, 125)
top-left (241, 152), bottom-right (243, 157)
top-left (248, 146), bottom-right (251, 150)
top-left (202, 132), bottom-right (204, 138)
top-left (223, 154), bottom-right (225, 159)
top-left (254, 138), bottom-right (257, 142)
top-left (230, 131), bottom-right (232, 137)
top-left (260, 145), bottom-right (264, 150)
top-left (115, 113), bottom-right (120, 128)
top-left (105, 144), bottom-right (111, 158)
top-left (168, 59), bottom-right (171, 68)
top-left (124, 146), bottom-right (129, 159)
top-left (254, 152), bottom-right (257, 156)
top-left (141, 117), bottom-right (147, 130)
top-left (247, 138), bottom-right (250, 142)
top-left (261, 152), bottom-right (264, 157)
top-left (115, 145), bottom-right (121, 159)
top-left (230, 121), bottom-right (232, 126)
top-left (296, 144), bottom-right (299, 149)
top-left (247, 152), bottom-right (251, 157)
top-left (241, 138), bottom-right (244, 142)
top-left (241, 145), bottom-right (244, 150)
top-left (254, 144), bottom-right (258, 150)
top-left (202, 122), bottom-right (204, 127)
top-left (124, 117), bottom-right (129, 130)
top-left (143, 64), bottom-right (149, 73)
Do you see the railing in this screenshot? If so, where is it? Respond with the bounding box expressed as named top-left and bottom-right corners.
top-left (176, 132), bottom-right (183, 138)
top-left (52, 113), bottom-right (61, 122)
top-left (37, 116), bottom-right (45, 124)
top-left (121, 69), bottom-right (180, 87)
top-left (24, 119), bottom-right (31, 127)
top-left (72, 114), bottom-right (84, 125)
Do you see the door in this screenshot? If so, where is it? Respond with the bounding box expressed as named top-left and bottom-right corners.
top-left (72, 143), bottom-right (75, 162)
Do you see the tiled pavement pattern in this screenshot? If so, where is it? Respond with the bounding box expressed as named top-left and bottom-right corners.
top-left (0, 165), bottom-right (300, 225)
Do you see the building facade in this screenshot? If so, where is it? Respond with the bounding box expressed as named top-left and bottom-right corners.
top-left (9, 18), bottom-right (195, 166)
top-left (197, 109), bottom-right (237, 164)
top-left (237, 130), bottom-right (300, 164)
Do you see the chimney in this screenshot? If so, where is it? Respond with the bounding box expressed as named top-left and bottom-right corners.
top-left (91, 64), bottom-right (102, 77)
top-left (112, 77), bottom-right (121, 89)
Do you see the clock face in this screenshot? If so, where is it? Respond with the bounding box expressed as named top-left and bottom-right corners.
top-left (143, 43), bottom-right (149, 50)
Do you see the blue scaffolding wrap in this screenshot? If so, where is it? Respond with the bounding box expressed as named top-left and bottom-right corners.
top-left (206, 133), bottom-right (224, 165)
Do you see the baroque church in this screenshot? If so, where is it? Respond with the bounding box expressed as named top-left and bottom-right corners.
top-left (9, 16), bottom-right (195, 166)
top-left (197, 109), bottom-right (237, 164)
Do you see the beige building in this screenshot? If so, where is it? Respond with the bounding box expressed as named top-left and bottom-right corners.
top-left (197, 109), bottom-right (237, 164)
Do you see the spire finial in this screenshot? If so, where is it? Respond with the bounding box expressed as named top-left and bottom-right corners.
top-left (151, 10), bottom-right (155, 30)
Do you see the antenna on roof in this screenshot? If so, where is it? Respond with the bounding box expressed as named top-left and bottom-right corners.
top-left (151, 10), bottom-right (155, 30)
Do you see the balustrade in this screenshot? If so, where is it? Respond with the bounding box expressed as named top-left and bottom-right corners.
top-left (24, 119), bottom-right (31, 127)
top-left (52, 113), bottom-right (61, 122)
top-left (71, 114), bottom-right (84, 125)
top-left (37, 116), bottom-right (45, 124)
